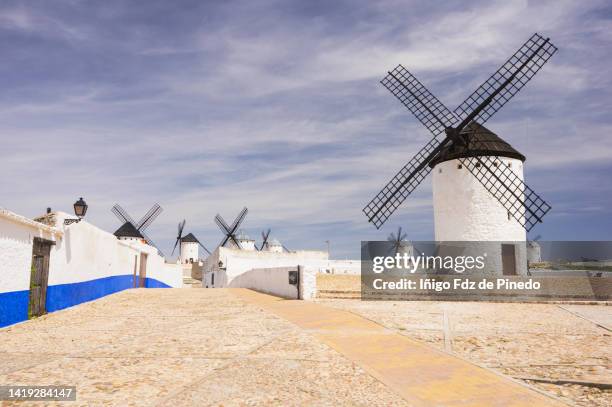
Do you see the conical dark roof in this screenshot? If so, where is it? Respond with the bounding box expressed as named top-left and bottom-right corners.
top-left (429, 123), bottom-right (525, 167)
top-left (181, 233), bottom-right (199, 243)
top-left (114, 222), bottom-right (143, 238)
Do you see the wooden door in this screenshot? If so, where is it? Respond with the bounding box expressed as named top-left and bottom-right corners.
top-left (501, 244), bottom-right (517, 276)
top-left (29, 238), bottom-right (53, 318)
top-left (139, 253), bottom-right (148, 287)
top-left (133, 255), bottom-right (138, 288)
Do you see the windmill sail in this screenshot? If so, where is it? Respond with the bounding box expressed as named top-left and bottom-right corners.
top-left (381, 65), bottom-right (458, 138)
top-left (454, 33), bottom-right (557, 125)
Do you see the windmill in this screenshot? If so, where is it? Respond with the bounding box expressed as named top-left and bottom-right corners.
top-left (387, 226), bottom-right (409, 255)
top-left (112, 203), bottom-right (164, 256)
top-left (363, 33), bottom-right (557, 240)
top-left (258, 228), bottom-right (290, 253)
top-left (215, 207), bottom-right (248, 249)
top-left (171, 220), bottom-right (211, 262)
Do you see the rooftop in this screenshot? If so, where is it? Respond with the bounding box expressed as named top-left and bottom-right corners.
top-left (429, 122), bottom-right (525, 167)
top-left (113, 222), bottom-right (143, 238)
top-left (181, 232), bottom-right (199, 243)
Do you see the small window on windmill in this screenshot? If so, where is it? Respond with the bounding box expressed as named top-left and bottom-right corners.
top-left (475, 162), bottom-right (481, 168)
top-left (507, 211), bottom-right (512, 220)
top-left (439, 168), bottom-right (442, 173)
top-left (457, 164), bottom-right (462, 169)
top-left (506, 162), bottom-right (512, 168)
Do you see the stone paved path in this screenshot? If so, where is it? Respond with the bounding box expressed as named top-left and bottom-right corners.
top-left (0, 288), bottom-right (409, 406)
top-left (234, 289), bottom-right (565, 407)
top-left (0, 288), bottom-right (566, 406)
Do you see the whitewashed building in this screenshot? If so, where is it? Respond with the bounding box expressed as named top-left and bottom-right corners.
top-left (0, 208), bottom-right (182, 328)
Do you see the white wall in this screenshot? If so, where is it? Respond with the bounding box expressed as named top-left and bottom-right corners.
top-left (200, 246), bottom-right (329, 288)
top-left (0, 210), bottom-right (61, 293)
top-left (432, 158), bottom-right (528, 275)
top-left (432, 158), bottom-right (527, 241)
top-left (180, 242), bottom-right (198, 264)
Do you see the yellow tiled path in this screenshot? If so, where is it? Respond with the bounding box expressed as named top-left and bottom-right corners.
top-left (232, 289), bottom-right (565, 407)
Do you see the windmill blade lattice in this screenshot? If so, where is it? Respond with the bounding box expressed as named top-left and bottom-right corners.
top-left (137, 204), bottom-right (163, 231)
top-left (229, 207), bottom-right (248, 233)
top-left (215, 208), bottom-right (248, 249)
top-left (454, 33), bottom-right (557, 125)
top-left (381, 65), bottom-right (459, 138)
top-left (259, 228), bottom-right (271, 251)
top-left (215, 215), bottom-right (239, 248)
top-left (112, 204), bottom-right (137, 226)
top-left (363, 137), bottom-right (444, 229)
top-left (459, 155), bottom-right (551, 231)
top-left (172, 219), bottom-right (186, 256)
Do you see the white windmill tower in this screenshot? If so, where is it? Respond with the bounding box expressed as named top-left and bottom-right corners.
top-left (363, 33), bottom-right (557, 275)
top-left (171, 220), bottom-right (211, 263)
top-left (430, 123), bottom-right (527, 241)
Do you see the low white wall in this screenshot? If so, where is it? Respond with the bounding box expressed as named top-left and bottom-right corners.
top-left (200, 246), bottom-right (329, 288)
top-left (228, 265), bottom-right (317, 300)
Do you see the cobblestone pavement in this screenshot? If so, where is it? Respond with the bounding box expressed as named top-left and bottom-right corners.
top-left (0, 289), bottom-right (409, 407)
top-left (317, 299), bottom-right (611, 406)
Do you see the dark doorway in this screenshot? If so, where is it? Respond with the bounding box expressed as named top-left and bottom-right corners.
top-left (29, 238), bottom-right (53, 318)
top-left (138, 253), bottom-right (148, 287)
top-left (501, 244), bottom-right (517, 275)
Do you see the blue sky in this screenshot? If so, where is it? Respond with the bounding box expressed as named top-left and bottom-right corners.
top-left (0, 0), bottom-right (611, 259)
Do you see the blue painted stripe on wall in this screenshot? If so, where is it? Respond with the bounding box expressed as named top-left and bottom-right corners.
top-left (46, 275), bottom-right (172, 312)
top-left (1, 275), bottom-right (173, 328)
top-left (46, 275), bottom-right (136, 312)
top-left (144, 278), bottom-right (171, 288)
top-left (0, 290), bottom-right (29, 328)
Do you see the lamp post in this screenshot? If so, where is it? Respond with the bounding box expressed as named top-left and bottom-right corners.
top-left (64, 197), bottom-right (88, 225)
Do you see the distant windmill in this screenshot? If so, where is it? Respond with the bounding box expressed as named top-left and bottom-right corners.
top-left (112, 203), bottom-right (164, 256)
top-left (258, 228), bottom-right (290, 253)
top-left (215, 207), bottom-right (248, 249)
top-left (387, 226), bottom-right (409, 255)
top-left (363, 33), bottom-right (557, 241)
top-left (171, 220), bottom-right (211, 260)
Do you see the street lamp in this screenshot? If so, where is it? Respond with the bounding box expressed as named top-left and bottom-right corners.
top-left (64, 197), bottom-right (88, 225)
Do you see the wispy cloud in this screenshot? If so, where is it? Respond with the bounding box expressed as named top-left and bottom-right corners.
top-left (0, 0), bottom-right (611, 257)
